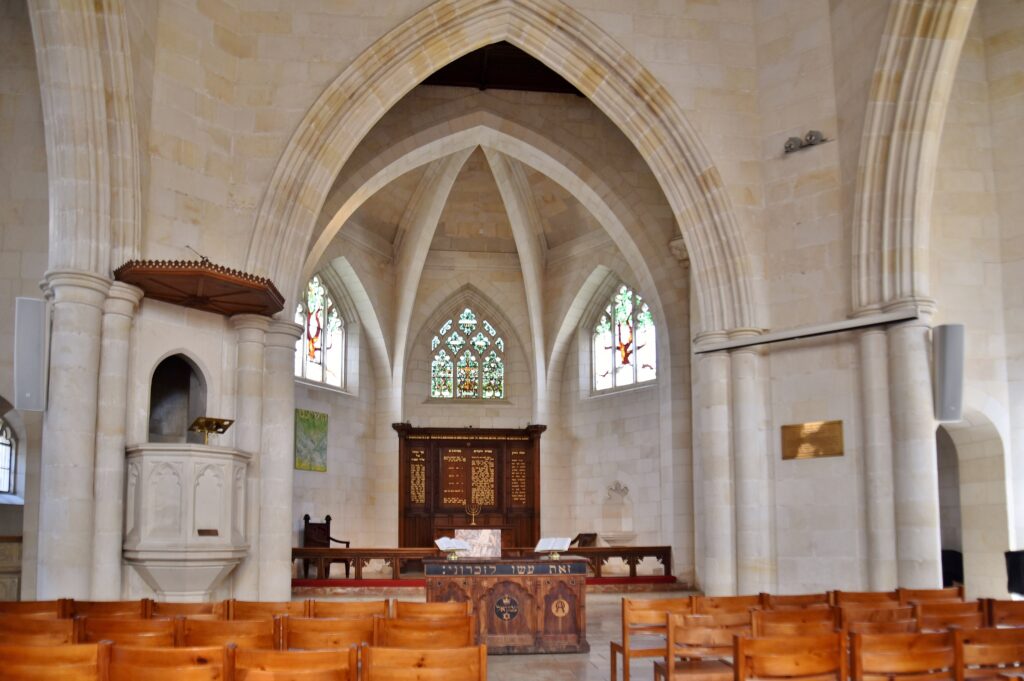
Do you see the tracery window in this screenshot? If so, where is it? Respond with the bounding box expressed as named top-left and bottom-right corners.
top-left (430, 307), bottom-right (505, 399)
top-left (294, 275), bottom-right (344, 388)
top-left (0, 420), bottom-right (13, 494)
top-left (593, 284), bottom-right (656, 391)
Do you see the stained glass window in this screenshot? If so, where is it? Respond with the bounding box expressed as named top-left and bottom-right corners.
top-left (593, 284), bottom-right (656, 391)
top-left (0, 420), bottom-right (13, 494)
top-left (294, 275), bottom-right (344, 388)
top-left (430, 307), bottom-right (505, 399)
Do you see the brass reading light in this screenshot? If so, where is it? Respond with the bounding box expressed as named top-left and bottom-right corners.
top-left (188, 417), bottom-right (234, 445)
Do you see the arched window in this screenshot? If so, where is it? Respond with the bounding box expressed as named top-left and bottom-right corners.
top-left (294, 275), bottom-right (344, 388)
top-left (593, 284), bottom-right (656, 391)
top-left (430, 307), bottom-right (505, 399)
top-left (0, 419), bottom-right (14, 494)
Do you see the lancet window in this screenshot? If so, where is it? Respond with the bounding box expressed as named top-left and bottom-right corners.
top-left (592, 284), bottom-right (656, 391)
top-left (294, 275), bottom-right (344, 388)
top-left (0, 420), bottom-right (13, 494)
top-left (430, 307), bottom-right (505, 399)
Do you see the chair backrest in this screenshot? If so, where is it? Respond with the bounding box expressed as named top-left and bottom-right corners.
top-left (0, 599), bottom-right (66, 618)
top-left (283, 615), bottom-right (377, 649)
top-left (956, 627), bottom-right (1024, 677)
top-left (666, 613), bottom-right (735, 660)
top-left (362, 645), bottom-right (487, 681)
top-left (68, 599), bottom-right (148, 619)
top-left (79, 616), bottom-right (177, 646)
top-left (0, 642), bottom-right (104, 680)
top-left (303, 514), bottom-right (333, 549)
top-left (392, 600), bottom-right (471, 619)
top-left (177, 616), bottom-right (278, 649)
top-left (987, 599), bottom-right (1024, 628)
top-left (376, 615), bottom-right (475, 648)
top-left (684, 609), bottom-right (753, 629)
top-left (844, 619), bottom-right (918, 635)
top-left (0, 614), bottom-right (77, 645)
top-left (840, 604), bottom-right (914, 626)
top-left (735, 633), bottom-right (846, 681)
top-left (232, 647), bottom-right (358, 681)
top-left (752, 607), bottom-right (837, 637)
top-left (231, 600), bottom-right (306, 620)
top-left (762, 593), bottom-right (831, 610)
top-left (914, 600), bottom-right (985, 632)
top-left (898, 586), bottom-right (964, 604)
top-left (851, 631), bottom-right (959, 681)
top-left (620, 596), bottom-right (692, 645)
top-left (833, 591), bottom-right (900, 606)
top-left (693, 594), bottom-right (763, 614)
top-left (106, 644), bottom-right (229, 681)
top-left (308, 600), bottom-right (390, 618)
top-left (150, 601), bottom-right (227, 619)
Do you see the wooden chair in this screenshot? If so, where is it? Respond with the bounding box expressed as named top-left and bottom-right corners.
top-left (914, 601), bottom-right (986, 632)
top-left (653, 612), bottom-right (735, 681)
top-left (833, 590), bottom-right (900, 606)
top-left (375, 615), bottom-right (475, 648)
top-left (987, 599), bottom-right (1024, 628)
top-left (176, 616), bottom-right (279, 649)
top-left (282, 615), bottom-right (377, 649)
top-left (0, 599), bottom-right (66, 618)
top-left (307, 599), bottom-right (390, 618)
top-left (362, 645), bottom-right (487, 681)
top-left (150, 601), bottom-right (227, 619)
top-left (67, 599), bottom-right (148, 619)
top-left (752, 607), bottom-right (837, 637)
top-left (840, 604), bottom-right (915, 627)
top-left (0, 642), bottom-right (106, 680)
top-left (106, 644), bottom-right (229, 681)
top-left (761, 592), bottom-right (831, 609)
top-left (231, 647), bottom-right (358, 680)
top-left (735, 634), bottom-right (847, 681)
top-left (851, 631), bottom-right (961, 681)
top-left (303, 514), bottom-right (350, 579)
top-left (0, 614), bottom-right (77, 645)
top-left (845, 619), bottom-right (919, 635)
top-left (392, 600), bottom-right (471, 619)
top-left (684, 609), bottom-right (753, 629)
top-left (692, 594), bottom-right (763, 614)
top-left (610, 597), bottom-right (692, 681)
top-left (899, 586), bottom-right (965, 604)
top-left (956, 626), bottom-right (1024, 680)
top-left (231, 600), bottom-right (306, 620)
top-left (79, 616), bottom-right (177, 646)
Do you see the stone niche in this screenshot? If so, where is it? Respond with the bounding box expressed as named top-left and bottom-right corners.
top-left (124, 354), bottom-right (248, 601)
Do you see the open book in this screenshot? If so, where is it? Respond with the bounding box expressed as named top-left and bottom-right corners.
top-left (435, 536), bottom-right (471, 552)
top-left (534, 537), bottom-right (571, 554)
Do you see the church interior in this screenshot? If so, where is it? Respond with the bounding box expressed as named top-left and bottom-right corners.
top-left (1, 0), bottom-right (1024, 678)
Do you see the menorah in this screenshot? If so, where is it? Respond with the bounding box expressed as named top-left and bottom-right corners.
top-left (464, 501), bottom-right (482, 526)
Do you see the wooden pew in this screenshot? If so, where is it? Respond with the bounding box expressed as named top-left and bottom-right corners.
top-left (78, 617), bottom-right (177, 647)
top-left (392, 600), bottom-right (470, 619)
top-left (362, 645), bottom-right (487, 681)
top-left (106, 644), bottom-right (229, 681)
top-left (281, 615), bottom-right (376, 649)
top-left (0, 614), bottom-right (77, 645)
top-left (851, 631), bottom-right (960, 681)
top-left (899, 586), bottom-right (965, 604)
top-left (375, 615), bottom-right (475, 648)
top-left (987, 599), bottom-right (1024, 628)
top-left (230, 600), bottom-right (306, 620)
top-left (752, 607), bottom-right (837, 637)
top-left (735, 634), bottom-right (847, 681)
top-left (956, 627), bottom-right (1024, 679)
top-left (307, 599), bottom-right (390, 618)
top-left (653, 612), bottom-right (734, 681)
top-left (833, 590), bottom-right (900, 607)
top-left (67, 599), bottom-right (148, 619)
top-left (0, 599), bottom-right (66, 618)
top-left (0, 642), bottom-right (106, 680)
top-left (761, 593), bottom-right (831, 609)
top-left (914, 601), bottom-right (986, 632)
top-left (231, 647), bottom-right (358, 680)
top-left (176, 616), bottom-right (279, 649)
top-left (610, 597), bottom-right (692, 681)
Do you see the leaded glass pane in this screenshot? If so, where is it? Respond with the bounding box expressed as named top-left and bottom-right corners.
top-left (0, 424), bottom-right (11, 494)
top-left (636, 300), bottom-right (656, 383)
top-left (594, 284), bottom-right (656, 390)
top-left (496, 337), bottom-right (504, 352)
top-left (482, 351), bottom-right (504, 399)
top-left (324, 306), bottom-right (343, 387)
top-left (439, 319), bottom-right (453, 335)
top-left (294, 305), bottom-right (304, 377)
top-left (594, 318), bottom-right (614, 391)
top-left (471, 332), bottom-right (490, 353)
top-left (458, 307), bottom-right (477, 335)
top-left (456, 352), bottom-right (479, 398)
top-left (431, 336), bottom-right (440, 351)
top-left (446, 331), bottom-right (466, 354)
top-left (431, 350), bottom-right (454, 398)
top-left (303, 276), bottom-right (328, 382)
top-left (484, 320), bottom-right (497, 337)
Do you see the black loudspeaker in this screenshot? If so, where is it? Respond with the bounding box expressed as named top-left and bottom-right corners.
top-left (1006, 550), bottom-right (1024, 595)
top-left (941, 549), bottom-right (963, 588)
top-left (14, 297), bottom-right (48, 411)
top-left (933, 324), bottom-right (964, 422)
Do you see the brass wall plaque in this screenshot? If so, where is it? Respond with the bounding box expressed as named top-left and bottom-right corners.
top-left (781, 420), bottom-right (844, 460)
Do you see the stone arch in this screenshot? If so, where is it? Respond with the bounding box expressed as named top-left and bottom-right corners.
top-left (246, 0), bottom-right (754, 334)
top-left (936, 407), bottom-right (1012, 598)
top-left (326, 256), bottom-right (391, 388)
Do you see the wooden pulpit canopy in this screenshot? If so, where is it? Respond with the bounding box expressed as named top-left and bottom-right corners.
top-left (114, 259), bottom-right (284, 317)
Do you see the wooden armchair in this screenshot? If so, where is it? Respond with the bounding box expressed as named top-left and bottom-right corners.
top-left (303, 514), bottom-right (350, 579)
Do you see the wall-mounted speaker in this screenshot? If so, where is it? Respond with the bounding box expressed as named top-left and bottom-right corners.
top-left (14, 297), bottom-right (48, 411)
top-left (933, 323), bottom-right (964, 422)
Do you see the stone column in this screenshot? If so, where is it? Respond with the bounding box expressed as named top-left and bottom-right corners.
top-left (858, 324), bottom-right (899, 589)
top-left (887, 301), bottom-right (942, 587)
top-left (694, 333), bottom-right (736, 595)
top-left (258, 319), bottom-right (302, 599)
top-left (90, 282), bottom-right (143, 599)
top-left (730, 330), bottom-right (774, 594)
top-left (37, 270), bottom-right (110, 598)
top-left (230, 314), bottom-right (270, 599)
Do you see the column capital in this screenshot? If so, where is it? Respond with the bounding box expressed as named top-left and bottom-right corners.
top-left (883, 296), bottom-right (936, 325)
top-left (104, 282), bottom-right (144, 318)
top-left (264, 319), bottom-right (303, 349)
top-left (43, 269), bottom-right (111, 308)
top-left (231, 314), bottom-right (272, 344)
top-left (727, 327), bottom-right (765, 355)
top-left (693, 329), bottom-right (729, 346)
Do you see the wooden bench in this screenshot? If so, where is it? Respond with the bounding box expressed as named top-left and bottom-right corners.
top-left (362, 645), bottom-right (487, 681)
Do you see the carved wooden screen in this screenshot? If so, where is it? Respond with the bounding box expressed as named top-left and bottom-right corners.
top-left (394, 424), bottom-right (544, 549)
